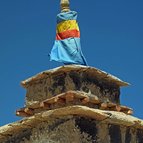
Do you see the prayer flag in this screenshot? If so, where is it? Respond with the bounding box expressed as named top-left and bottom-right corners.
top-left (50, 11), bottom-right (87, 65)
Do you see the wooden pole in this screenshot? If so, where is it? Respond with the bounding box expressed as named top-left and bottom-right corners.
top-left (60, 0), bottom-right (70, 12)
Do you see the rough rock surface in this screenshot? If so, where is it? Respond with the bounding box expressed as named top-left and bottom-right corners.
top-left (0, 106), bottom-right (143, 143)
top-left (22, 65), bottom-right (129, 106)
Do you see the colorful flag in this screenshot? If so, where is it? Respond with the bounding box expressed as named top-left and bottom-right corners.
top-left (50, 11), bottom-right (87, 65)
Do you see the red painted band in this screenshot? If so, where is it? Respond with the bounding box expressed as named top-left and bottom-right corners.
top-left (56, 29), bottom-right (80, 40)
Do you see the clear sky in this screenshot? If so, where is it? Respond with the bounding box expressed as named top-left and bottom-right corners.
top-left (0, 0), bottom-right (143, 126)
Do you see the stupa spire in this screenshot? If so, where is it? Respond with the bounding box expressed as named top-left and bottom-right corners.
top-left (60, 0), bottom-right (70, 12)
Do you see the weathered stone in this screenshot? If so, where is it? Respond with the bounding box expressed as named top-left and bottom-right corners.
top-left (23, 65), bottom-right (128, 106)
top-left (136, 129), bottom-right (143, 143)
top-left (1, 117), bottom-right (143, 143)
top-left (125, 128), bottom-right (132, 143)
top-left (2, 65), bottom-right (141, 143)
top-left (1, 106), bottom-right (143, 143)
top-left (109, 124), bottom-right (121, 143)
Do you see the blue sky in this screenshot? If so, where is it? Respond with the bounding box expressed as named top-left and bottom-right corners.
top-left (0, 0), bottom-right (143, 126)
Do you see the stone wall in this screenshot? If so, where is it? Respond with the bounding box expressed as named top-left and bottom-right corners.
top-left (26, 71), bottom-right (120, 106)
top-left (2, 116), bottom-right (143, 143)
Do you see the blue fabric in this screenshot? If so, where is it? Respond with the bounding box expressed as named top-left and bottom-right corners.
top-left (57, 11), bottom-right (77, 24)
top-left (50, 11), bottom-right (87, 66)
top-left (50, 38), bottom-right (87, 65)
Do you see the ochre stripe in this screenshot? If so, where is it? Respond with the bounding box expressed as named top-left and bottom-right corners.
top-left (56, 29), bottom-right (80, 40)
top-left (57, 20), bottom-right (79, 33)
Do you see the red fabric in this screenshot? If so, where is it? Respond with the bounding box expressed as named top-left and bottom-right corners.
top-left (56, 29), bottom-right (80, 40)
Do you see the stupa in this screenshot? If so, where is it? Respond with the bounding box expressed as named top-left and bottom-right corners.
top-left (0, 1), bottom-right (143, 143)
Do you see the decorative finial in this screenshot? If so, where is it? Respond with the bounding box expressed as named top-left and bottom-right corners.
top-left (60, 0), bottom-right (70, 12)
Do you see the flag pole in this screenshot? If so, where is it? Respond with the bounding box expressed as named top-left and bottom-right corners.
top-left (60, 0), bottom-right (70, 12)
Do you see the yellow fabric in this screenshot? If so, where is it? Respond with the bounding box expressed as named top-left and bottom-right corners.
top-left (57, 20), bottom-right (79, 33)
